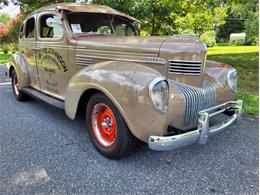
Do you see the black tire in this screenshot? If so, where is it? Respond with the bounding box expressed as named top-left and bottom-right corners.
top-left (11, 69), bottom-right (28, 101)
top-left (86, 92), bottom-right (137, 159)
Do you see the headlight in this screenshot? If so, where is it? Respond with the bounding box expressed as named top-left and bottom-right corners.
top-left (149, 77), bottom-right (169, 113)
top-left (227, 69), bottom-right (237, 93)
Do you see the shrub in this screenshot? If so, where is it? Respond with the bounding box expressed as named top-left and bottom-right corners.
top-left (245, 12), bottom-right (259, 45)
top-left (2, 44), bottom-right (9, 54)
top-left (216, 38), bottom-right (229, 46)
top-left (0, 13), bottom-right (24, 45)
top-left (229, 40), bottom-right (245, 46)
top-left (200, 31), bottom-right (216, 47)
top-left (8, 43), bottom-right (17, 53)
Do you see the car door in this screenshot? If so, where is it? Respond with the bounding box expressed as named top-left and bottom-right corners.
top-left (19, 14), bottom-right (41, 91)
top-left (36, 11), bottom-right (69, 100)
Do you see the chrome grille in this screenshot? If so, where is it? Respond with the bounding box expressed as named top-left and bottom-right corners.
top-left (168, 60), bottom-right (202, 75)
top-left (174, 81), bottom-right (216, 128)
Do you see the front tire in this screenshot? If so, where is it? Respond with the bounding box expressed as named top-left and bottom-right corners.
top-left (86, 93), bottom-right (137, 159)
top-left (11, 69), bottom-right (28, 101)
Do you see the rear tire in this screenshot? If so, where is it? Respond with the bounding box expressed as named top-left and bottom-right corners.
top-left (11, 69), bottom-right (28, 101)
top-left (86, 92), bottom-right (137, 159)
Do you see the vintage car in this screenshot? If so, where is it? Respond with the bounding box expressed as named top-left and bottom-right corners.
top-left (7, 3), bottom-right (242, 159)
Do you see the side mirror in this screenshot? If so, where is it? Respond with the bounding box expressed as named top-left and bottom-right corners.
top-left (46, 17), bottom-right (63, 28)
top-left (46, 17), bottom-right (56, 28)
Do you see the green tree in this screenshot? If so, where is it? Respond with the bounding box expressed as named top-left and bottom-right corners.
top-left (93, 0), bottom-right (228, 36)
top-left (174, 1), bottom-right (228, 35)
top-left (216, 12), bottom-right (245, 41)
top-left (228, 0), bottom-right (259, 45)
top-left (244, 11), bottom-right (259, 45)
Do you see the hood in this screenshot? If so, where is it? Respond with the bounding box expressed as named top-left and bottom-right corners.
top-left (160, 35), bottom-right (207, 87)
top-left (76, 35), bottom-right (166, 54)
top-left (75, 35), bottom-right (207, 87)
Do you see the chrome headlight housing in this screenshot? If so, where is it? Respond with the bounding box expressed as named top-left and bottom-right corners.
top-left (227, 69), bottom-right (238, 93)
top-left (149, 77), bottom-right (169, 113)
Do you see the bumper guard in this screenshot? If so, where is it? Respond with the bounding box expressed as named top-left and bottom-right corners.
top-left (148, 100), bottom-right (243, 151)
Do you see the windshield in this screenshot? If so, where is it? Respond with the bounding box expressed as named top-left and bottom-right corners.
top-left (67, 12), bottom-right (138, 36)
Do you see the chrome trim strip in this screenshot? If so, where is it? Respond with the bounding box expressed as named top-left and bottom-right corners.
top-left (35, 45), bottom-right (166, 65)
top-left (77, 48), bottom-right (157, 57)
top-left (168, 59), bottom-right (202, 63)
top-left (35, 45), bottom-right (75, 49)
top-left (169, 72), bottom-right (203, 76)
top-left (170, 69), bottom-right (201, 73)
top-left (76, 49), bottom-right (166, 65)
top-left (170, 66), bottom-right (201, 70)
top-left (168, 62), bottom-right (201, 66)
top-left (148, 100), bottom-right (243, 151)
top-left (75, 55), bottom-right (93, 66)
top-left (75, 55), bottom-right (166, 65)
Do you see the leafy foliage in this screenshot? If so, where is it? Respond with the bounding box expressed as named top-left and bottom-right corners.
top-left (217, 0), bottom-right (259, 45)
top-left (0, 13), bottom-right (23, 44)
top-left (0, 0), bottom-right (258, 45)
top-left (200, 31), bottom-right (216, 47)
top-left (19, 0), bottom-right (74, 14)
top-left (244, 11), bottom-right (259, 45)
top-left (93, 0), bottom-right (228, 36)
top-left (216, 12), bottom-right (245, 42)
top-left (0, 13), bottom-right (10, 24)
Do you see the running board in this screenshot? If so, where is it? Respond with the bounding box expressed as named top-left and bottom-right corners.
top-left (22, 87), bottom-right (64, 109)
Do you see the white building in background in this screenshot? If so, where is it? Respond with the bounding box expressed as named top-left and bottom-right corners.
top-left (230, 33), bottom-right (246, 44)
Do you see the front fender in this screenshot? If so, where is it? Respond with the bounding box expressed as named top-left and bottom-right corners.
top-left (65, 61), bottom-right (168, 142)
top-left (204, 60), bottom-right (236, 104)
top-left (8, 53), bottom-right (29, 88)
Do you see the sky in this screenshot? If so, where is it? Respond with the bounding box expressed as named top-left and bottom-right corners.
top-left (0, 0), bottom-right (93, 18)
top-left (0, 1), bottom-right (20, 18)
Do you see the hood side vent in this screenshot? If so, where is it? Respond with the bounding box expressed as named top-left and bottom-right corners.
top-left (168, 60), bottom-right (202, 75)
top-left (76, 55), bottom-right (93, 66)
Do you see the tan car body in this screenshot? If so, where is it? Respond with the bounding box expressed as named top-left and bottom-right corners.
top-left (8, 3), bottom-right (237, 142)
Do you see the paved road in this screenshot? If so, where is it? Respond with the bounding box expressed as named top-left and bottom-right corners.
top-left (0, 66), bottom-right (258, 194)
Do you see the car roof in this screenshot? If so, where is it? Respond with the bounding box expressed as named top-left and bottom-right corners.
top-left (30, 3), bottom-right (139, 22)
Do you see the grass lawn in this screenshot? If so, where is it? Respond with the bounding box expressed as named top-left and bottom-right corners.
top-left (0, 52), bottom-right (11, 64)
top-left (208, 46), bottom-right (259, 116)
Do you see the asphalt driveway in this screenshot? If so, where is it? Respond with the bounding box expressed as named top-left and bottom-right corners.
top-left (0, 65), bottom-right (258, 194)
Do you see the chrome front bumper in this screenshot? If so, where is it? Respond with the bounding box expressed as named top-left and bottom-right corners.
top-left (148, 100), bottom-right (243, 151)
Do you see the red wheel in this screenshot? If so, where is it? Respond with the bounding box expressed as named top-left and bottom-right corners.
top-left (91, 103), bottom-right (117, 147)
top-left (86, 93), bottom-right (138, 159)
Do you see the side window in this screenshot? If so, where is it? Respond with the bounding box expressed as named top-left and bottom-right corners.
top-left (39, 14), bottom-right (63, 39)
top-left (115, 24), bottom-right (135, 36)
top-left (25, 18), bottom-right (35, 39)
top-left (97, 26), bottom-right (112, 34)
